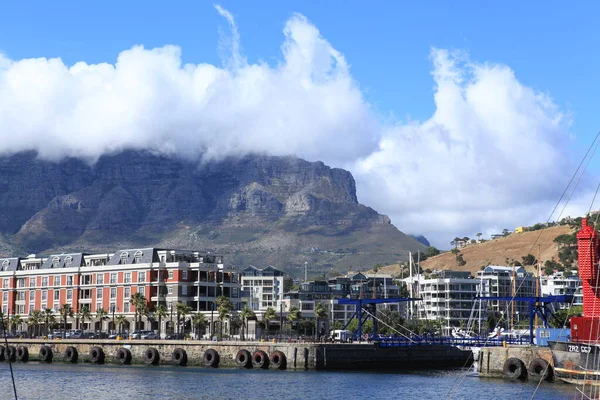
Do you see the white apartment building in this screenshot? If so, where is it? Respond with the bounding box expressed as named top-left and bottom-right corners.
top-left (541, 272), bottom-right (583, 309)
top-left (418, 270), bottom-right (483, 335)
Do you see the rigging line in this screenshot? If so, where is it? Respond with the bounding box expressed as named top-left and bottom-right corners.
top-left (1, 313), bottom-right (18, 400)
top-left (589, 179), bottom-right (600, 217)
top-left (580, 247), bottom-right (600, 399)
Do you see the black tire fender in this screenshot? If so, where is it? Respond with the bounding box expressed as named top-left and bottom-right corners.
top-left (235, 349), bottom-right (252, 368)
top-left (39, 345), bottom-right (53, 363)
top-left (203, 349), bottom-right (220, 368)
top-left (64, 346), bottom-right (78, 363)
top-left (16, 346), bottom-right (29, 362)
top-left (252, 350), bottom-right (270, 369)
top-left (270, 350), bottom-right (287, 370)
top-left (503, 357), bottom-right (527, 381)
top-left (172, 348), bottom-right (188, 366)
top-left (528, 358), bottom-right (553, 381)
top-left (116, 347), bottom-right (132, 365)
top-left (89, 346), bottom-right (105, 364)
top-left (144, 347), bottom-right (160, 365)
top-left (6, 345), bottom-right (16, 362)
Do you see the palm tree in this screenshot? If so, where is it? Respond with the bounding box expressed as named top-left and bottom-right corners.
top-left (263, 306), bottom-right (276, 338)
top-left (0, 312), bottom-right (8, 333)
top-left (59, 304), bottom-right (74, 338)
top-left (95, 308), bottom-right (108, 334)
top-left (131, 292), bottom-right (147, 331)
top-left (191, 312), bottom-right (208, 339)
top-left (10, 315), bottom-right (22, 335)
top-left (29, 310), bottom-right (43, 337)
top-left (215, 296), bottom-right (233, 340)
top-left (175, 302), bottom-right (191, 336)
top-left (287, 306), bottom-right (302, 334)
top-left (154, 304), bottom-right (168, 338)
top-left (314, 303), bottom-right (328, 340)
top-left (78, 305), bottom-right (91, 331)
top-left (115, 314), bottom-right (127, 335)
top-left (239, 305), bottom-right (255, 340)
top-left (43, 308), bottom-right (56, 337)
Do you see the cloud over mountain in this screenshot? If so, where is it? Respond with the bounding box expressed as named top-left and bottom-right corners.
top-left (0, 6), bottom-right (582, 247)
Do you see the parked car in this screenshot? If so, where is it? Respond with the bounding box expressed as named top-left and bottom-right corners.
top-left (165, 333), bottom-right (185, 340)
top-left (130, 330), bottom-right (153, 339)
top-left (143, 332), bottom-right (159, 340)
top-left (108, 332), bottom-right (129, 339)
top-left (48, 330), bottom-right (64, 339)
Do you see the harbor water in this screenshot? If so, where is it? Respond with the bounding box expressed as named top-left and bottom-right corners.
top-left (0, 363), bottom-right (583, 400)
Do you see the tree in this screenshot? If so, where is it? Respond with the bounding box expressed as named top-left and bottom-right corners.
top-left (425, 246), bottom-right (440, 258)
top-left (78, 305), bottom-right (91, 331)
top-left (95, 308), bottom-right (108, 334)
top-left (263, 307), bottom-right (277, 337)
top-left (550, 306), bottom-right (583, 328)
top-left (115, 314), bottom-right (127, 335)
top-left (29, 310), bottom-right (43, 337)
top-left (10, 315), bottom-right (22, 335)
top-left (239, 305), bottom-right (255, 340)
top-left (191, 312), bottom-right (208, 339)
top-left (521, 254), bottom-right (536, 266)
top-left (175, 302), bottom-right (192, 336)
top-left (314, 303), bottom-right (328, 340)
top-left (131, 292), bottom-right (147, 332)
top-left (215, 296), bottom-right (233, 340)
top-left (476, 233), bottom-right (482, 242)
top-left (43, 308), bottom-right (56, 337)
top-left (502, 229), bottom-right (510, 236)
top-left (59, 304), bottom-right (74, 338)
top-left (287, 306), bottom-right (302, 333)
top-left (154, 304), bottom-right (168, 338)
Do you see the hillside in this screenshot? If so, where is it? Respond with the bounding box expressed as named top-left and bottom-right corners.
top-left (373, 224), bottom-right (574, 277)
top-left (0, 151), bottom-right (426, 277)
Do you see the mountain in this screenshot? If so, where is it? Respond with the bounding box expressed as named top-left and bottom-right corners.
top-left (410, 235), bottom-right (430, 247)
top-left (0, 151), bottom-right (425, 276)
top-left (371, 224), bottom-right (573, 277)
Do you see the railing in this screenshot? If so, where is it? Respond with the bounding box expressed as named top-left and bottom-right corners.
top-left (374, 336), bottom-right (530, 348)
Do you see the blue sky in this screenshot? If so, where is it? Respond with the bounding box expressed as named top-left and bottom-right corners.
top-left (0, 1), bottom-right (597, 246)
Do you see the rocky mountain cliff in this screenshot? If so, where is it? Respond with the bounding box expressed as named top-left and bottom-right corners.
top-left (0, 151), bottom-right (425, 276)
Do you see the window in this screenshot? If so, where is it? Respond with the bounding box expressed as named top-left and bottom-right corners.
top-left (123, 302), bottom-right (130, 313)
top-left (17, 304), bottom-right (24, 314)
top-left (182, 286), bottom-right (187, 295)
top-left (42, 277), bottom-right (48, 287)
top-left (42, 290), bottom-right (48, 301)
top-left (53, 276), bottom-right (61, 286)
top-left (120, 252), bottom-right (128, 265)
top-left (1, 260), bottom-right (8, 272)
top-left (124, 272), bottom-right (131, 284)
top-left (54, 291), bottom-right (60, 301)
top-left (110, 273), bottom-right (117, 284)
top-left (29, 291), bottom-right (35, 301)
top-left (138, 286), bottom-right (145, 296)
top-left (16, 291), bottom-right (25, 301)
top-left (168, 270), bottom-right (174, 280)
top-left (17, 278), bottom-right (25, 288)
top-left (66, 276), bottom-right (73, 286)
top-left (110, 302), bottom-right (116, 313)
top-left (67, 289), bottom-right (73, 300)
top-left (138, 272), bottom-right (146, 283)
top-left (97, 288), bottom-right (103, 299)
top-left (134, 251), bottom-right (143, 264)
top-left (2, 292), bottom-right (7, 302)
top-left (182, 271), bottom-right (188, 280)
top-left (52, 256), bottom-right (60, 268)
top-left (53, 304), bottom-right (59, 313)
top-left (110, 288), bottom-right (117, 299)
top-left (29, 304), bottom-right (34, 314)
top-left (82, 274), bottom-right (92, 285)
top-left (2, 278), bottom-right (7, 288)
top-left (124, 287), bottom-right (131, 299)
top-left (29, 277), bottom-right (36, 288)
top-left (97, 274), bottom-right (104, 285)
top-left (96, 302), bottom-right (102, 312)
top-left (167, 286), bottom-right (173, 295)
top-left (65, 256), bottom-right (73, 267)
top-left (1, 305), bottom-right (6, 314)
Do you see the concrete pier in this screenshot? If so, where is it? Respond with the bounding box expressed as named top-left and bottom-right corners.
top-left (0, 339), bottom-right (472, 370)
top-left (476, 346), bottom-right (553, 379)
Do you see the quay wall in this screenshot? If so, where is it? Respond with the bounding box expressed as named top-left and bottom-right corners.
top-left (477, 346), bottom-right (554, 378)
top-left (0, 340), bottom-right (473, 371)
top-left (1, 339), bottom-right (319, 370)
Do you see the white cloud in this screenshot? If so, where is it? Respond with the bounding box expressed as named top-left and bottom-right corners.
top-left (0, 6), bottom-right (587, 248)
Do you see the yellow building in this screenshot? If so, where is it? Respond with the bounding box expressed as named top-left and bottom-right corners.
top-left (515, 226), bottom-right (525, 233)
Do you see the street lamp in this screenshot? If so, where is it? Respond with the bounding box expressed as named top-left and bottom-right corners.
top-left (170, 301), bottom-right (174, 335)
top-left (111, 305), bottom-right (115, 334)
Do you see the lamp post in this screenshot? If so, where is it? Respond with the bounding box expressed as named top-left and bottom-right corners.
top-left (211, 301), bottom-right (215, 339)
top-left (111, 305), bottom-right (115, 334)
top-left (279, 301), bottom-right (283, 341)
top-left (170, 301), bottom-right (174, 335)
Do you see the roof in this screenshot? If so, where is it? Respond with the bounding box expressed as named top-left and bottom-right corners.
top-left (107, 248), bottom-right (157, 265)
top-left (40, 253), bottom-right (86, 269)
top-left (0, 258), bottom-right (20, 272)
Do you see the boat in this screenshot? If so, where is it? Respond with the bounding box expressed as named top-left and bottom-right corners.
top-left (548, 218), bottom-right (600, 386)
